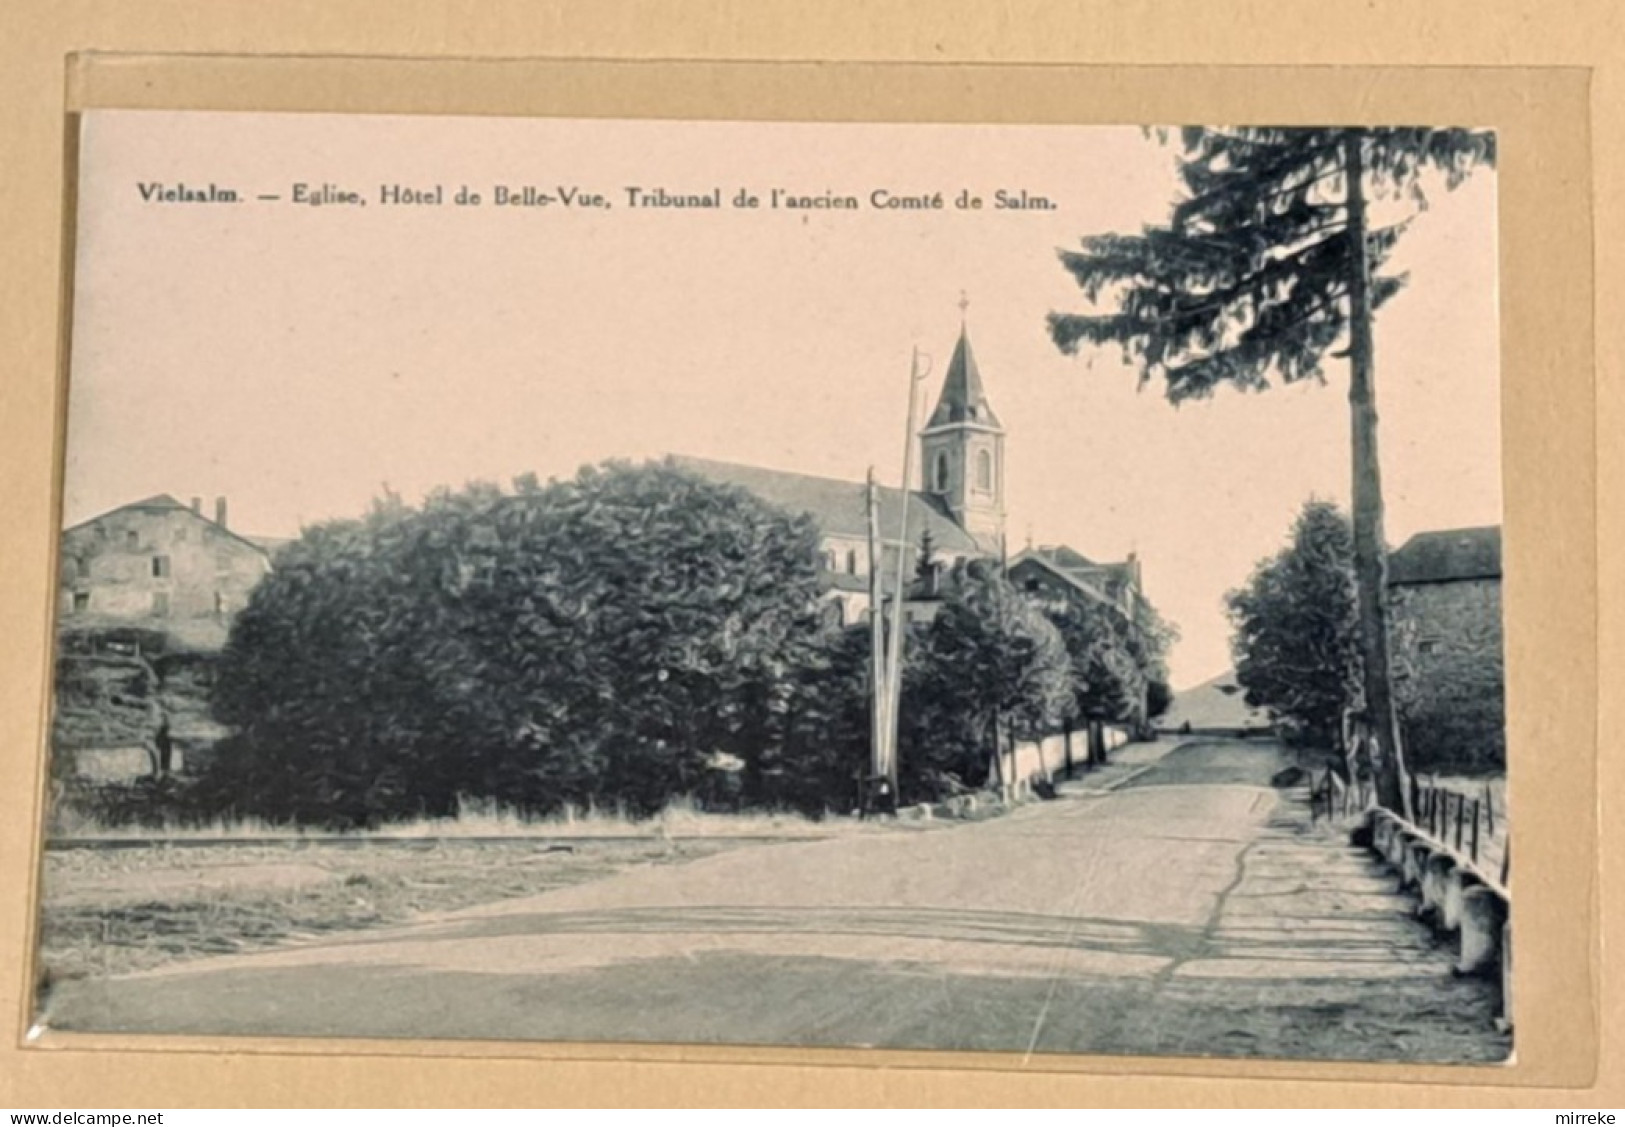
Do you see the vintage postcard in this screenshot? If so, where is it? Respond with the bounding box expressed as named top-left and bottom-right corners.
top-left (35, 108), bottom-right (1510, 1065)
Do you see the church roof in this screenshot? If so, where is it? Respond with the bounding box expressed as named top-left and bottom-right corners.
top-left (1388, 525), bottom-right (1502, 585)
top-left (670, 455), bottom-right (983, 555)
top-left (925, 327), bottom-right (1003, 431)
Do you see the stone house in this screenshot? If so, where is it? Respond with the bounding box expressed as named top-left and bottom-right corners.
top-left (1386, 525), bottom-right (1505, 772)
top-left (55, 494), bottom-right (279, 782)
top-left (59, 493), bottom-right (274, 653)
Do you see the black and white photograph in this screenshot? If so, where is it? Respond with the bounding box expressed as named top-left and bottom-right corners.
top-left (35, 110), bottom-right (1509, 1064)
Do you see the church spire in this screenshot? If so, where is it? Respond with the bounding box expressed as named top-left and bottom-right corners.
top-left (918, 301), bottom-right (1007, 555)
top-left (925, 323), bottom-right (1003, 431)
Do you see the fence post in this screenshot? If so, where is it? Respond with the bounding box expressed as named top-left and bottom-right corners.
top-left (1455, 792), bottom-right (1466, 851)
top-left (1483, 781), bottom-right (1495, 836)
top-left (1470, 798), bottom-right (1481, 862)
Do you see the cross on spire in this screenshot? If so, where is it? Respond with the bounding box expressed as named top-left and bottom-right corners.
top-left (958, 290), bottom-right (970, 323)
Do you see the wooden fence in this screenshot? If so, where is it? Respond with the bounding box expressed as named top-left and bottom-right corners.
top-left (1412, 776), bottom-right (1509, 887)
top-left (1311, 767), bottom-right (1508, 887)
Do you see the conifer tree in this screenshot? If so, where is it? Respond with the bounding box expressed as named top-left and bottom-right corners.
top-left (1049, 127), bottom-right (1493, 814)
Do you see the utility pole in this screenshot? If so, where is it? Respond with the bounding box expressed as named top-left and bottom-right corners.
top-left (865, 468), bottom-right (887, 795)
top-left (882, 346), bottom-right (930, 793)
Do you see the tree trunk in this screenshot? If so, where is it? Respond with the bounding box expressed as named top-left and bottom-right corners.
top-left (1344, 131), bottom-right (1414, 819)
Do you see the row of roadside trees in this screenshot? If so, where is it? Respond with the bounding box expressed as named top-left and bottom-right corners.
top-left (193, 459), bottom-right (1172, 828)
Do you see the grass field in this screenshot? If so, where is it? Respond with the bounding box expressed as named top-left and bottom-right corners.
top-left (46, 791), bottom-right (882, 842)
top-left (37, 835), bottom-right (778, 986)
top-left (34, 791), bottom-right (938, 992)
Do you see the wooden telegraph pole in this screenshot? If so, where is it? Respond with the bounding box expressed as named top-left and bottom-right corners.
top-left (882, 346), bottom-right (930, 794)
top-left (865, 468), bottom-right (887, 803)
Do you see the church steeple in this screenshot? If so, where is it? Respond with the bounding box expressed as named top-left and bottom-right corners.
top-left (919, 311), bottom-right (1006, 556)
top-left (925, 328), bottom-right (1004, 431)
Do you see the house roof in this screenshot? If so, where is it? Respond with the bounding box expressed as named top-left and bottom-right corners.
top-left (1387, 525), bottom-right (1502, 586)
top-left (1029, 544), bottom-right (1098, 571)
top-left (924, 328), bottom-right (1003, 431)
top-left (669, 455), bottom-right (983, 556)
top-left (128, 493), bottom-right (190, 512)
top-left (1008, 550), bottom-right (1120, 612)
top-left (63, 494), bottom-right (273, 560)
top-left (1018, 544), bottom-right (1139, 598)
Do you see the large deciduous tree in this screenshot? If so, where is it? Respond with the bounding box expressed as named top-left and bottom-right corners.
top-left (208, 460), bottom-right (829, 825)
top-left (1048, 127), bottom-right (1494, 814)
top-left (1226, 500), bottom-right (1363, 762)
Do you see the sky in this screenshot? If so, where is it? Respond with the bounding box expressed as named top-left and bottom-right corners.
top-left (63, 112), bottom-right (1501, 689)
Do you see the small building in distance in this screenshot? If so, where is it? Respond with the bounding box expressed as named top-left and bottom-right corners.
top-left (1157, 669), bottom-right (1273, 738)
top-left (58, 493), bottom-right (273, 653)
top-left (1386, 524), bottom-right (1505, 773)
top-left (1008, 543), bottom-right (1149, 621)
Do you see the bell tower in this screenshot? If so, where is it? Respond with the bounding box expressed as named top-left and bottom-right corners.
top-left (920, 305), bottom-right (1006, 556)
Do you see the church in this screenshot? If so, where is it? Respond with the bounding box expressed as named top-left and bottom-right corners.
top-left (675, 323), bottom-right (1151, 627)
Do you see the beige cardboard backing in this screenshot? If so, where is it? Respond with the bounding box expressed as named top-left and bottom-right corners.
top-left (0, 14), bottom-right (1615, 1110)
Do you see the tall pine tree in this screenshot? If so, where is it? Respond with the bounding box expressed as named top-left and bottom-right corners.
top-left (1048, 127), bottom-right (1493, 815)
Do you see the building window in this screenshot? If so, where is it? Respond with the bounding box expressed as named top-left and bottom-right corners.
top-left (74, 556), bottom-right (90, 579)
top-left (151, 555), bottom-right (171, 579)
top-left (125, 530), bottom-right (139, 549)
top-left (173, 526), bottom-right (188, 543)
top-left (976, 449), bottom-right (993, 491)
top-left (846, 549), bottom-right (858, 575)
top-left (71, 591), bottom-right (90, 613)
top-left (934, 452), bottom-right (950, 492)
top-left (821, 549), bottom-right (838, 572)
top-left (151, 591), bottom-right (170, 617)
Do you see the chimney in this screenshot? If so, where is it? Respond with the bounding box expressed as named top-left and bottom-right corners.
top-left (190, 496), bottom-right (202, 514)
top-left (214, 496), bottom-right (228, 528)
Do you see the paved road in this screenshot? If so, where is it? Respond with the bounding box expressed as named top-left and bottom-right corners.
top-left (46, 740), bottom-right (1508, 1062)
